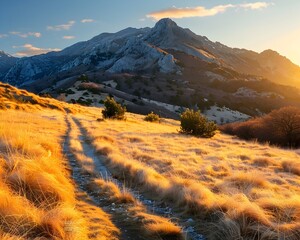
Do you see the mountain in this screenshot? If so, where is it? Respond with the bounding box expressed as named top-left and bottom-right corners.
top-left (1, 19), bottom-right (300, 119)
top-left (0, 51), bottom-right (18, 79)
top-left (2, 18), bottom-right (300, 89)
top-left (145, 19), bottom-right (300, 88)
top-left (3, 26), bottom-right (179, 87)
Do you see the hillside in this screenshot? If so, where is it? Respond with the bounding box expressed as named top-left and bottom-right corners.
top-left (1, 83), bottom-right (300, 239)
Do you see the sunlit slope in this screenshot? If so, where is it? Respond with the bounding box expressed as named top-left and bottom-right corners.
top-left (0, 84), bottom-right (184, 240)
top-left (77, 111), bottom-right (300, 239)
top-left (0, 85), bottom-right (119, 239)
top-left (0, 109), bottom-right (91, 239)
top-left (1, 82), bottom-right (300, 239)
top-left (0, 82), bottom-right (89, 114)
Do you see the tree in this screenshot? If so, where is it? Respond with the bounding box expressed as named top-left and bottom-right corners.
top-left (180, 109), bottom-right (217, 138)
top-left (267, 106), bottom-right (300, 148)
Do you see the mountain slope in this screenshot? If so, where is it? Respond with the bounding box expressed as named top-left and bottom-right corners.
top-left (145, 19), bottom-right (300, 88)
top-left (3, 26), bottom-right (178, 87)
top-left (0, 50), bottom-right (18, 79)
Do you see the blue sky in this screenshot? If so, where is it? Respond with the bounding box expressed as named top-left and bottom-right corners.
top-left (1, 0), bottom-right (300, 65)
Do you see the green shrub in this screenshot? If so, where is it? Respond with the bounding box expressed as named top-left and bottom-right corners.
top-left (180, 109), bottom-right (217, 138)
top-left (144, 112), bottom-right (160, 122)
top-left (102, 97), bottom-right (126, 120)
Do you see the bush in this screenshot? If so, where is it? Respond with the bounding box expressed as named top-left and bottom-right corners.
top-left (78, 82), bottom-right (101, 93)
top-left (180, 109), bottom-right (217, 138)
top-left (102, 97), bottom-right (126, 120)
top-left (144, 112), bottom-right (160, 122)
top-left (220, 106), bottom-right (300, 148)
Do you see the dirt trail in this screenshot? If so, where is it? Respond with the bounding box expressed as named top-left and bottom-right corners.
top-left (64, 114), bottom-right (191, 240)
top-left (63, 115), bottom-right (120, 240)
top-left (70, 115), bottom-right (205, 240)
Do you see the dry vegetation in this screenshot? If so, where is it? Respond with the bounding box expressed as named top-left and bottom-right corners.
top-left (0, 109), bottom-right (89, 239)
top-left (0, 82), bottom-right (89, 114)
top-left (221, 106), bottom-right (300, 148)
top-left (77, 111), bottom-right (300, 239)
top-left (1, 82), bottom-right (300, 239)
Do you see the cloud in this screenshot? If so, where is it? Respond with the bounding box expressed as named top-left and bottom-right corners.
top-left (10, 31), bottom-right (41, 38)
top-left (47, 21), bottom-right (75, 31)
top-left (147, 5), bottom-right (233, 20)
top-left (13, 44), bottom-right (61, 57)
top-left (63, 35), bottom-right (75, 39)
top-left (0, 34), bottom-right (8, 38)
top-left (147, 2), bottom-right (273, 20)
top-left (81, 19), bottom-right (95, 23)
top-left (240, 2), bottom-right (273, 10)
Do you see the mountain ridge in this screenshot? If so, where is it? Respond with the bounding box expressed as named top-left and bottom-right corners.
top-left (1, 18), bottom-right (299, 89)
top-left (0, 50), bottom-right (18, 79)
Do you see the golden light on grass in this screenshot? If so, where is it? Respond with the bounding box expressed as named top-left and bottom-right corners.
top-left (0, 109), bottom-right (90, 239)
top-left (77, 111), bottom-right (300, 239)
top-left (1, 82), bottom-right (300, 239)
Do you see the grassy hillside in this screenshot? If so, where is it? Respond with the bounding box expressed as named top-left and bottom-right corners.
top-left (1, 82), bottom-right (300, 239)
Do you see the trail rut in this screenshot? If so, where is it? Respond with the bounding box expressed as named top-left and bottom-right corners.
top-left (64, 114), bottom-right (194, 239)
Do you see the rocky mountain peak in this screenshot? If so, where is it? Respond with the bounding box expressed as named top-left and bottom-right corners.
top-left (154, 18), bottom-right (178, 30)
top-left (0, 50), bottom-right (12, 58)
top-left (260, 49), bottom-right (280, 57)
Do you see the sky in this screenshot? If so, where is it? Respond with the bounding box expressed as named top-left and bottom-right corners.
top-left (0, 0), bottom-right (300, 65)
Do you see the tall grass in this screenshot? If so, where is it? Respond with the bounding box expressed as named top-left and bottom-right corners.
top-left (77, 111), bottom-right (300, 239)
top-left (0, 109), bottom-right (88, 239)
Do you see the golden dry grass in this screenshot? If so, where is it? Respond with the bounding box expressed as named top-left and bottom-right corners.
top-left (0, 82), bottom-right (97, 115)
top-left (2, 81), bottom-right (300, 239)
top-left (67, 114), bottom-right (183, 239)
top-left (77, 111), bottom-right (300, 239)
top-left (88, 178), bottom-right (183, 240)
top-left (0, 109), bottom-right (88, 239)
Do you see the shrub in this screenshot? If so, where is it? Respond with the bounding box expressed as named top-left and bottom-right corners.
top-left (144, 112), bottom-right (160, 122)
top-left (220, 106), bottom-right (300, 148)
top-left (267, 106), bottom-right (300, 148)
top-left (180, 109), bottom-right (217, 138)
top-left (78, 82), bottom-right (101, 93)
top-left (102, 97), bottom-right (126, 120)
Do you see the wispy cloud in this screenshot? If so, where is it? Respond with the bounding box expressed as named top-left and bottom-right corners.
top-left (63, 35), bottom-right (75, 40)
top-left (13, 44), bottom-right (61, 57)
top-left (81, 19), bottom-right (95, 23)
top-left (10, 31), bottom-right (41, 38)
top-left (147, 5), bottom-right (234, 20)
top-left (47, 20), bottom-right (75, 31)
top-left (0, 34), bottom-right (8, 38)
top-left (240, 2), bottom-right (272, 10)
top-left (147, 2), bottom-right (273, 20)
